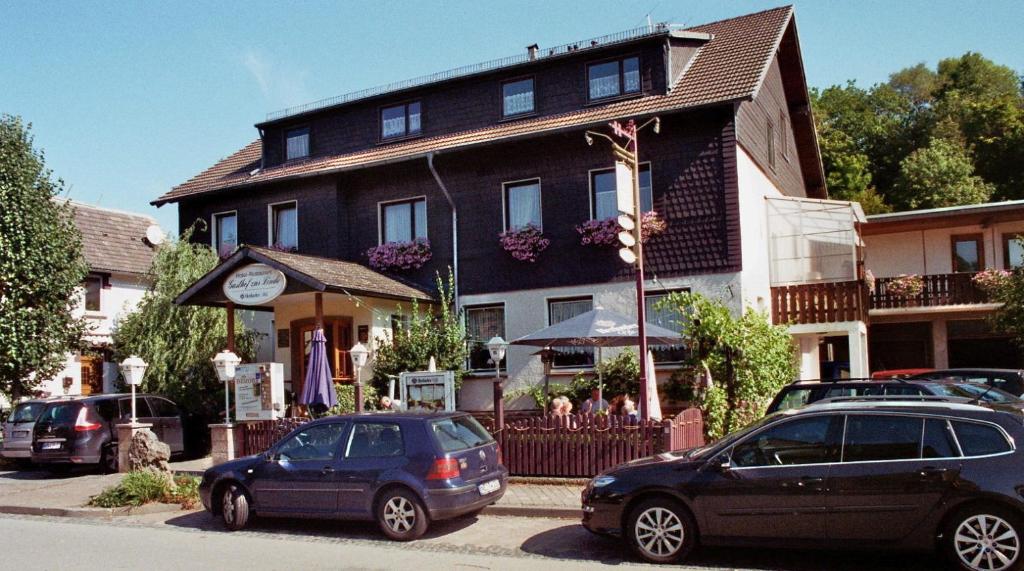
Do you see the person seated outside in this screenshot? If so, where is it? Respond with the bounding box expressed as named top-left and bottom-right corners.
top-left (379, 396), bottom-right (398, 411)
top-left (550, 396), bottom-right (566, 417)
top-left (579, 388), bottom-right (609, 415)
top-left (622, 398), bottom-right (639, 422)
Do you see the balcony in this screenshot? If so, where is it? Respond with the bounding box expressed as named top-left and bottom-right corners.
top-left (771, 280), bottom-right (870, 325)
top-left (870, 272), bottom-right (993, 311)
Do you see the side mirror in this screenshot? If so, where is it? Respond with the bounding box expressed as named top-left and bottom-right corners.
top-left (263, 450), bottom-right (277, 462)
top-left (714, 453), bottom-right (732, 472)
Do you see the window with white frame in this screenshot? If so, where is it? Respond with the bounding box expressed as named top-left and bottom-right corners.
top-left (285, 127), bottom-right (310, 160)
top-left (644, 291), bottom-right (689, 364)
top-left (587, 56), bottom-right (640, 101)
top-left (591, 164), bottom-right (652, 220)
top-left (466, 305), bottom-right (506, 371)
top-left (271, 202), bottom-right (298, 251)
top-left (381, 102), bottom-right (422, 140)
top-left (213, 212), bottom-right (237, 257)
top-left (381, 198), bottom-right (426, 243)
top-left (504, 180), bottom-right (541, 231)
top-left (548, 297), bottom-right (594, 368)
top-left (502, 78), bottom-right (535, 117)
top-left (84, 275), bottom-right (102, 312)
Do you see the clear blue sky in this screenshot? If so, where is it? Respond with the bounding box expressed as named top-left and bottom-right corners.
top-left (2, 1), bottom-right (1021, 233)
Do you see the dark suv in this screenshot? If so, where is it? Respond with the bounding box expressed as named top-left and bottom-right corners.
top-left (31, 394), bottom-right (184, 472)
top-left (200, 412), bottom-right (507, 540)
top-left (767, 378), bottom-right (1024, 414)
top-left (583, 398), bottom-right (1024, 570)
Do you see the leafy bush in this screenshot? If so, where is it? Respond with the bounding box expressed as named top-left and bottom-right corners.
top-left (567, 350), bottom-right (641, 403)
top-left (505, 382), bottom-right (569, 409)
top-left (89, 472), bottom-right (201, 509)
top-left (329, 383), bottom-right (379, 414)
top-left (659, 292), bottom-right (797, 440)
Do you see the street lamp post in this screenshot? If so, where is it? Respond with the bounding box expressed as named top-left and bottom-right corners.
top-left (585, 117), bottom-right (660, 421)
top-left (486, 336), bottom-right (508, 429)
top-left (212, 349), bottom-right (241, 424)
top-left (350, 342), bottom-right (370, 412)
top-left (119, 355), bottom-right (148, 425)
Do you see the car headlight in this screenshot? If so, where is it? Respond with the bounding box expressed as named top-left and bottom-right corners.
top-left (592, 475), bottom-right (616, 488)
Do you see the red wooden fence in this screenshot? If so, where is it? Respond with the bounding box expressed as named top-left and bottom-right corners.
top-left (497, 409), bottom-right (704, 478)
top-left (241, 418), bottom-right (309, 456)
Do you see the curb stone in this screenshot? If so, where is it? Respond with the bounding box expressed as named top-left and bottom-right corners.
top-left (0, 502), bottom-right (183, 519)
top-left (480, 505), bottom-right (580, 519)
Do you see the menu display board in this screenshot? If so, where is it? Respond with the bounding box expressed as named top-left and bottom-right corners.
top-left (399, 371), bottom-right (455, 412)
top-left (234, 363), bottom-right (285, 421)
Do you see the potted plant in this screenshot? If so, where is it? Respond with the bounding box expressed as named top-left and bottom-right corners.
top-left (886, 274), bottom-right (924, 298)
top-left (366, 238), bottom-right (432, 271)
top-left (499, 224), bottom-right (550, 263)
top-left (972, 268), bottom-right (1012, 296)
top-left (575, 211), bottom-right (667, 248)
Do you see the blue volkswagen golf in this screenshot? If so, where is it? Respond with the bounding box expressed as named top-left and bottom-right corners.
top-left (199, 412), bottom-right (506, 540)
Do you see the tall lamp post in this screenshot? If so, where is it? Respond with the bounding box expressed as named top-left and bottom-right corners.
top-left (486, 336), bottom-right (508, 429)
top-left (350, 342), bottom-right (369, 412)
top-left (585, 116), bottom-right (660, 421)
top-left (119, 356), bottom-right (148, 425)
top-left (212, 349), bottom-right (241, 424)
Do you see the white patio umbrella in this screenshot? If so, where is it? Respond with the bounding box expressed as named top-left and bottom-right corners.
top-left (510, 307), bottom-right (683, 410)
top-left (645, 349), bottom-right (663, 421)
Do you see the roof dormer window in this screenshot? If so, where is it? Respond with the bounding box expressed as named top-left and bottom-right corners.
top-left (587, 56), bottom-right (640, 101)
top-left (285, 127), bottom-right (310, 160)
top-left (381, 101), bottom-right (422, 140)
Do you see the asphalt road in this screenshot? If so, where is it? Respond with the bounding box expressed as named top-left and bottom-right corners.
top-left (0, 509), bottom-right (951, 570)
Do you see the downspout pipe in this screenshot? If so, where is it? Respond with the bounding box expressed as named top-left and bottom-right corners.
top-left (427, 152), bottom-right (459, 308)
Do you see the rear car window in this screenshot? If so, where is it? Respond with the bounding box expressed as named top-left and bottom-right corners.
top-left (119, 398), bottom-right (152, 419)
top-left (37, 403), bottom-right (82, 424)
top-left (842, 415), bottom-right (922, 462)
top-left (346, 423), bottom-right (404, 458)
top-left (922, 419), bottom-right (959, 458)
top-left (10, 402), bottom-right (47, 423)
top-left (430, 416), bottom-right (494, 452)
top-left (952, 421), bottom-right (1012, 456)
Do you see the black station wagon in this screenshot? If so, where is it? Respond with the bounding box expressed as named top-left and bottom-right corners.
top-left (583, 398), bottom-right (1024, 571)
top-left (200, 412), bottom-right (507, 540)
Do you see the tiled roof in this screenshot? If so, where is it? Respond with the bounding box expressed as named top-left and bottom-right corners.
top-left (67, 201), bottom-right (159, 276)
top-left (155, 6), bottom-right (794, 206)
top-left (247, 246), bottom-right (434, 301)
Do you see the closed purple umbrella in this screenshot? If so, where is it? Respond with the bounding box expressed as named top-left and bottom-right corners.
top-left (300, 328), bottom-right (337, 413)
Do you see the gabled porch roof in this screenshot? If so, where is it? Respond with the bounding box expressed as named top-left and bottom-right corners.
top-left (174, 245), bottom-right (435, 308)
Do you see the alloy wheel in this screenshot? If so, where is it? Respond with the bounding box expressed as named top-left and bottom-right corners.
top-left (383, 497), bottom-right (416, 534)
top-left (634, 506), bottom-right (685, 558)
top-left (222, 487), bottom-right (235, 526)
top-left (955, 514), bottom-right (1020, 571)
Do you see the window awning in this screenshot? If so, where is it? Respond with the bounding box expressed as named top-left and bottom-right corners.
top-left (174, 246), bottom-right (436, 308)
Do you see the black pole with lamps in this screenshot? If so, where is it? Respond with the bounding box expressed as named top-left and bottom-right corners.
top-left (584, 117), bottom-right (660, 421)
top-left (486, 336), bottom-right (508, 430)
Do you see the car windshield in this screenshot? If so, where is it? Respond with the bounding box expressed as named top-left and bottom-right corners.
top-left (948, 383), bottom-right (1018, 403)
top-left (430, 416), bottom-right (494, 452)
top-left (10, 402), bottom-right (47, 424)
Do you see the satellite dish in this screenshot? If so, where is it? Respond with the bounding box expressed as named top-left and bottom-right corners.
top-left (145, 224), bottom-right (165, 246)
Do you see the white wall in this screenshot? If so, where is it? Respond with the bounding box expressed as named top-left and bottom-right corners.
top-left (865, 220), bottom-right (1024, 277)
top-left (736, 146), bottom-right (783, 313)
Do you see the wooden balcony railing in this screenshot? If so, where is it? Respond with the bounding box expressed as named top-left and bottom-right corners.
top-left (771, 280), bottom-right (870, 325)
top-left (870, 272), bottom-right (992, 310)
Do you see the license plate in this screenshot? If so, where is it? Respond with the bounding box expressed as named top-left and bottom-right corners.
top-left (13, 431), bottom-right (28, 438)
top-left (42, 442), bottom-right (61, 450)
top-left (478, 479), bottom-right (500, 496)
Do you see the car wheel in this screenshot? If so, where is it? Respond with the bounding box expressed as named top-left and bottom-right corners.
top-left (945, 505), bottom-right (1024, 571)
top-left (626, 498), bottom-right (697, 564)
top-left (376, 488), bottom-right (428, 541)
top-left (220, 483), bottom-right (251, 531)
top-left (100, 446), bottom-right (118, 474)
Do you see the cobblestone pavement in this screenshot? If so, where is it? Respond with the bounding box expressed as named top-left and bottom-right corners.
top-left (498, 483), bottom-right (581, 509)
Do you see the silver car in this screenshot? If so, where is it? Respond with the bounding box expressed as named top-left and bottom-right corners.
top-left (1, 399), bottom-right (53, 463)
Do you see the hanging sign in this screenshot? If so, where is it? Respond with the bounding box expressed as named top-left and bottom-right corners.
top-left (223, 263), bottom-right (286, 305)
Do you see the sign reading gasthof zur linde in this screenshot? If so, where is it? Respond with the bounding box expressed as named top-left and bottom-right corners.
top-left (223, 263), bottom-right (286, 305)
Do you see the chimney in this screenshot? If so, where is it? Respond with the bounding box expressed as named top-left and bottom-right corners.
top-left (526, 43), bottom-right (539, 61)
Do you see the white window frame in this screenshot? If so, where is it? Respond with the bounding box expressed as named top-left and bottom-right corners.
top-left (210, 210), bottom-right (238, 254)
top-left (464, 302), bottom-right (507, 372)
top-left (545, 294), bottom-right (595, 370)
top-left (267, 200), bottom-right (298, 250)
top-left (501, 178), bottom-right (543, 232)
top-left (587, 162), bottom-right (653, 220)
top-left (377, 195), bottom-right (428, 245)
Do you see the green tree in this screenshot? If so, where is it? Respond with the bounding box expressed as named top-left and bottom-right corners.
top-left (370, 269), bottom-right (467, 395)
top-left (892, 137), bottom-right (994, 209)
top-left (112, 226), bottom-right (256, 423)
top-left (660, 292), bottom-right (796, 439)
top-left (0, 115), bottom-right (89, 400)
